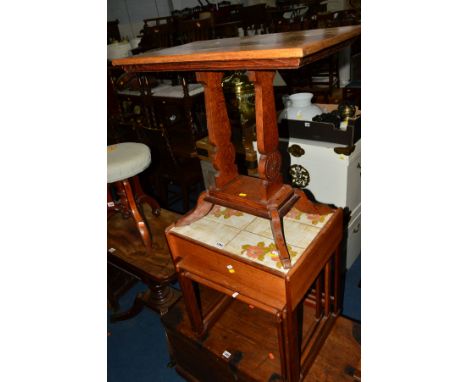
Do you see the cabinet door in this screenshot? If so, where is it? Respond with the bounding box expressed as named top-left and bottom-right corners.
top-left (345, 150), bottom-right (361, 213)
top-left (346, 212), bottom-right (361, 269)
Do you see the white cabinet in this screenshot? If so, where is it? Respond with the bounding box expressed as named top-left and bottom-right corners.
top-left (288, 139), bottom-right (360, 211)
top-left (346, 206), bottom-right (361, 269)
top-left (285, 138), bottom-right (361, 269)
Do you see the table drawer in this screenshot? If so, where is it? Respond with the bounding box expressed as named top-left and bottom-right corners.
top-left (170, 235), bottom-right (286, 310)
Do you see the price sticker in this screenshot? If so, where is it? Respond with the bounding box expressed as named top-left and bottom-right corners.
top-left (222, 350), bottom-right (231, 359)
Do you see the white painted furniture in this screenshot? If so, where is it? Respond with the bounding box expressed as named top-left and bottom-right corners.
top-left (286, 138), bottom-right (361, 269)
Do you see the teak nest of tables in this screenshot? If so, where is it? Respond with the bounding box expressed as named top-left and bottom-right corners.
top-left (113, 26), bottom-right (361, 382)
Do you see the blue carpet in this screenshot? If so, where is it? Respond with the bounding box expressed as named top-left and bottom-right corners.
top-left (107, 282), bottom-right (185, 382)
top-left (342, 254), bottom-right (361, 322)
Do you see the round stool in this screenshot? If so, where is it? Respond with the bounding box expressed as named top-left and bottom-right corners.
top-left (107, 142), bottom-right (160, 254)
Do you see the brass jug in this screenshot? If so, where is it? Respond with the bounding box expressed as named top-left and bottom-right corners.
top-left (222, 71), bottom-right (257, 176)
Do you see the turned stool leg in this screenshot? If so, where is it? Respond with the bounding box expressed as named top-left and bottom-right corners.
top-left (121, 178), bottom-right (153, 255)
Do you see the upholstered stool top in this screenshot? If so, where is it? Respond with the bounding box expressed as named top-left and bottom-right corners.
top-left (169, 203), bottom-right (334, 274)
top-left (107, 142), bottom-right (151, 183)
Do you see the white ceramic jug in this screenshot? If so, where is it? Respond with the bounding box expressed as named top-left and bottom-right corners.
top-left (278, 92), bottom-right (323, 122)
top-left (107, 41), bottom-right (132, 60)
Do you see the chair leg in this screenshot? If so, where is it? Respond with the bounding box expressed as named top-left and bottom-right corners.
top-left (121, 178), bottom-right (153, 255)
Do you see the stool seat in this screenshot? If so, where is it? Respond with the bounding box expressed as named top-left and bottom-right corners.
top-left (108, 142), bottom-right (151, 183)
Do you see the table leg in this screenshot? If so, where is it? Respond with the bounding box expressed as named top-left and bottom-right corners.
top-left (275, 312), bottom-right (288, 379)
top-left (109, 283), bottom-right (181, 321)
top-left (178, 271), bottom-right (204, 335)
top-left (293, 188), bottom-right (334, 215)
top-left (270, 209), bottom-right (292, 269)
top-left (281, 307), bottom-right (301, 382)
top-left (174, 191), bottom-right (214, 227)
top-left (334, 246), bottom-right (341, 314)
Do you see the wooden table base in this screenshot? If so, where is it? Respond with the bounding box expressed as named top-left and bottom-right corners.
top-left (110, 281), bottom-right (181, 322)
top-left (162, 286), bottom-right (360, 382)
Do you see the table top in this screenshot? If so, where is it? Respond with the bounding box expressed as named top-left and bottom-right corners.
top-left (112, 26), bottom-right (360, 71)
top-left (107, 205), bottom-right (181, 281)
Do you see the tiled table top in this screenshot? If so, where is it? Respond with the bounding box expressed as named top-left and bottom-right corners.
top-left (170, 204), bottom-right (333, 273)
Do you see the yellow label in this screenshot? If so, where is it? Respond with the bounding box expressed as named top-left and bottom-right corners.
top-left (239, 193), bottom-right (247, 197)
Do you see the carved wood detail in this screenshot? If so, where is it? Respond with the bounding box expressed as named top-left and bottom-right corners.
top-left (248, 71), bottom-right (282, 198)
top-left (196, 71), bottom-right (238, 188)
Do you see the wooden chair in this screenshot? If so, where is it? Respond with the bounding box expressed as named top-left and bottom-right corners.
top-left (130, 74), bottom-right (205, 213)
top-left (279, 54), bottom-right (341, 103)
top-left (240, 3), bottom-right (268, 35)
top-left (107, 19), bottom-right (121, 44)
top-left (267, 5), bottom-right (309, 33)
top-left (175, 17), bottom-right (214, 45)
top-left (211, 3), bottom-right (242, 38)
top-left (137, 16), bottom-right (176, 53)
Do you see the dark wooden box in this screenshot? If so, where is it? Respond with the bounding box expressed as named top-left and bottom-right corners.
top-left (161, 287), bottom-right (361, 382)
top-left (279, 117), bottom-right (361, 146)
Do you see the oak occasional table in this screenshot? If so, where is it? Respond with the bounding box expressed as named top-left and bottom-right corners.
top-left (113, 25), bottom-right (361, 381)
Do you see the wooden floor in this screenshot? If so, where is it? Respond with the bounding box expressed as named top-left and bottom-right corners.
top-left (307, 315), bottom-right (360, 381)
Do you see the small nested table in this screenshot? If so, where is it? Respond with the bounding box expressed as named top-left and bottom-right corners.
top-left (113, 25), bottom-right (360, 381)
top-left (166, 201), bottom-right (343, 381)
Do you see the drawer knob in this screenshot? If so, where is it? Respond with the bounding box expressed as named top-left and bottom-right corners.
top-left (169, 114), bottom-right (177, 122)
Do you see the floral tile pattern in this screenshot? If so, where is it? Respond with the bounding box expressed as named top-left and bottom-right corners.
top-left (224, 231), bottom-right (303, 271)
top-left (284, 207), bottom-right (332, 228)
top-left (204, 205), bottom-right (256, 230)
top-left (171, 204), bottom-right (332, 273)
top-left (243, 217), bottom-right (321, 249)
